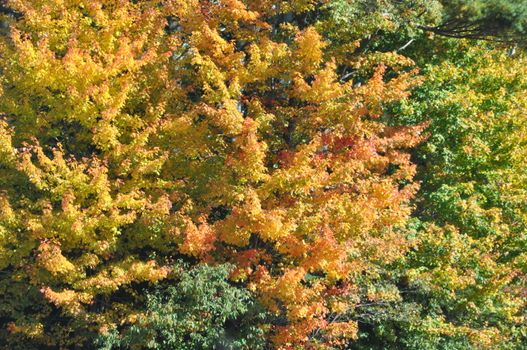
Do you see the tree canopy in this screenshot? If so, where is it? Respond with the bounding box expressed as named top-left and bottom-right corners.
top-left (0, 1), bottom-right (525, 349)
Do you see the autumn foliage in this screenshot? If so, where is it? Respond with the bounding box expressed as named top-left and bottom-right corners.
top-left (0, 1), bottom-right (526, 349)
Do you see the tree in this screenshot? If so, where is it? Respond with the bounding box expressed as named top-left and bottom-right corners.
top-left (352, 41), bottom-right (527, 350)
top-left (0, 0), bottom-right (425, 348)
top-left (95, 264), bottom-right (265, 350)
top-left (420, 0), bottom-right (527, 45)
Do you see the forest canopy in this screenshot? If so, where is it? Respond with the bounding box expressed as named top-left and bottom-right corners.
top-left (0, 1), bottom-right (526, 349)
